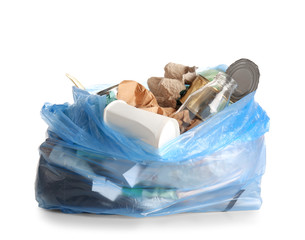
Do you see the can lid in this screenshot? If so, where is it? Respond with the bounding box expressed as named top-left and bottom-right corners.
top-left (226, 58), bottom-right (260, 102)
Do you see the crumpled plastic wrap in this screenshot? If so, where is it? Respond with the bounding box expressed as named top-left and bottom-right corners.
top-left (35, 72), bottom-right (269, 217)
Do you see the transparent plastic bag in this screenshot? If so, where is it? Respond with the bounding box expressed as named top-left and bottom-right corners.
top-left (35, 79), bottom-right (269, 217)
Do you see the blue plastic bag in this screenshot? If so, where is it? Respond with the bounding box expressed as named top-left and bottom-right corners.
top-left (35, 81), bottom-right (269, 217)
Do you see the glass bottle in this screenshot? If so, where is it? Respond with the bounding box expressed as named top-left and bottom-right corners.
top-left (172, 72), bottom-right (238, 133)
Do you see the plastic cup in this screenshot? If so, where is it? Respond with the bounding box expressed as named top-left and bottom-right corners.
top-left (104, 100), bottom-right (180, 148)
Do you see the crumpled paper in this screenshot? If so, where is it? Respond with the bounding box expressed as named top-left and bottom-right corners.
top-left (147, 63), bottom-right (198, 108)
top-left (170, 110), bottom-right (202, 133)
top-left (117, 80), bottom-right (176, 116)
top-left (164, 63), bottom-right (197, 84)
top-left (147, 77), bottom-right (185, 108)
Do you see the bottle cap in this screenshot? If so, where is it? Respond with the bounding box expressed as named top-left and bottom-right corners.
top-left (226, 59), bottom-right (260, 102)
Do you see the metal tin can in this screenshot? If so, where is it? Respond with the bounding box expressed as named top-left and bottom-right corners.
top-left (226, 58), bottom-right (260, 102)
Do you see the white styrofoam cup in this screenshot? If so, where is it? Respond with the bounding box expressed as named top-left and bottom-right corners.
top-left (104, 100), bottom-right (180, 148)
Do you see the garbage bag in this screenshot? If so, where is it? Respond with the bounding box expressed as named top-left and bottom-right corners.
top-left (35, 83), bottom-right (269, 217)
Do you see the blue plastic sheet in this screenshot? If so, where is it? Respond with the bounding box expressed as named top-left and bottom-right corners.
top-left (35, 82), bottom-right (269, 217)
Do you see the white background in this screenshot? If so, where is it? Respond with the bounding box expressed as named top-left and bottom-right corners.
top-left (0, 0), bottom-right (304, 239)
